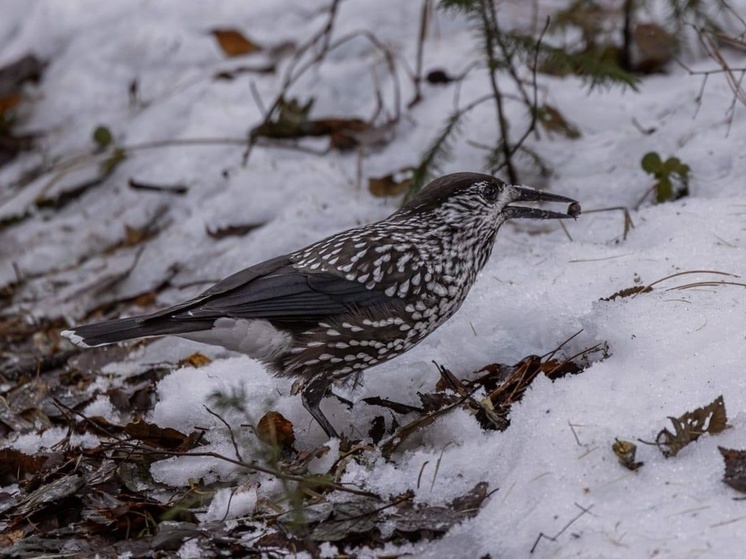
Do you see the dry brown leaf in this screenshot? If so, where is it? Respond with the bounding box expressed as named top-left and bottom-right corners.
top-left (392, 482), bottom-right (489, 533)
top-left (257, 411), bottom-right (295, 450)
top-left (634, 23), bottom-right (676, 74)
top-left (368, 173), bottom-right (412, 197)
top-left (0, 448), bottom-right (48, 483)
top-left (178, 352), bottom-right (212, 368)
top-left (719, 447), bottom-right (746, 493)
top-left (211, 29), bottom-right (262, 57)
top-left (0, 94), bottom-right (21, 116)
top-left (537, 104), bottom-right (581, 139)
top-left (426, 69), bottom-right (455, 84)
top-left (206, 222), bottom-right (264, 240)
top-left (124, 418), bottom-right (200, 451)
top-left (251, 97), bottom-right (370, 150)
top-left (612, 439), bottom-right (643, 471)
top-left (656, 395), bottom-right (727, 457)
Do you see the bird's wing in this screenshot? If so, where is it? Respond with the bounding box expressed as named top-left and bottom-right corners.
top-left (144, 255), bottom-right (392, 323)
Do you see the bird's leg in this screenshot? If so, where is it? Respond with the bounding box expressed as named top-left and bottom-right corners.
top-left (302, 375), bottom-right (340, 439)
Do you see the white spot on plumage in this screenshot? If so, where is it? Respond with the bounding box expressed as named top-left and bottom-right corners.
top-left (398, 279), bottom-right (410, 297)
top-left (432, 283), bottom-right (448, 297)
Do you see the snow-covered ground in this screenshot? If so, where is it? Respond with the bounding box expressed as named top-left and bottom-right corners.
top-left (2, 0), bottom-right (746, 557)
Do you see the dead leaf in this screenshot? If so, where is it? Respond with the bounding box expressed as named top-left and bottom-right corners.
top-left (368, 172), bottom-right (412, 197)
top-left (612, 439), bottom-right (643, 471)
top-left (211, 29), bottom-right (262, 57)
top-left (0, 449), bottom-right (48, 484)
top-left (0, 94), bottom-right (21, 116)
top-left (381, 346), bottom-right (599, 457)
top-left (719, 447), bottom-right (746, 493)
top-left (251, 97), bottom-right (371, 150)
top-left (634, 23), bottom-right (676, 74)
top-left (15, 474), bottom-right (86, 516)
top-left (257, 411), bottom-right (295, 450)
top-left (537, 104), bottom-right (581, 139)
top-left (308, 500), bottom-right (379, 542)
top-left (0, 55), bottom-right (44, 167)
top-left (656, 396), bottom-right (727, 458)
top-left (206, 222), bottom-right (264, 240)
top-left (213, 64), bottom-right (276, 80)
top-left (124, 418), bottom-right (201, 451)
top-left (392, 482), bottom-right (489, 534)
top-left (0, 133), bottom-right (35, 167)
top-left (178, 352), bottom-right (212, 368)
top-left (368, 416), bottom-right (386, 444)
top-left (0, 54), bottom-right (44, 97)
top-left (251, 97), bottom-right (314, 139)
top-left (426, 69), bottom-right (455, 84)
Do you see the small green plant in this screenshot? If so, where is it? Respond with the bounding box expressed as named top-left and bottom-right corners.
top-left (640, 151), bottom-right (690, 203)
top-left (92, 124), bottom-right (113, 149)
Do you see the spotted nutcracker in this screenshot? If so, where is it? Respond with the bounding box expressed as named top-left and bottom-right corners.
top-left (62, 172), bottom-right (580, 438)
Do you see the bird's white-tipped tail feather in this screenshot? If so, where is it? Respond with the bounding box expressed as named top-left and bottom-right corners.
top-left (60, 314), bottom-right (215, 349)
top-left (60, 329), bottom-right (95, 348)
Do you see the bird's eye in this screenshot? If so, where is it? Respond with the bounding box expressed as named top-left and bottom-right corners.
top-left (482, 183), bottom-right (499, 202)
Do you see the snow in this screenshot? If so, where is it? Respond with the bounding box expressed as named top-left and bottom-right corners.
top-left (2, 0), bottom-right (746, 557)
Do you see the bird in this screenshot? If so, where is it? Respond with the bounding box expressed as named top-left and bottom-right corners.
top-left (62, 172), bottom-right (580, 438)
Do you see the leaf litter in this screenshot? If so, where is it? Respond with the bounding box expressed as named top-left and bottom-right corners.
top-left (0, 305), bottom-right (601, 557)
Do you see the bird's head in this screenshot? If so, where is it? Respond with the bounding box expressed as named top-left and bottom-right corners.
top-left (398, 172), bottom-right (580, 238)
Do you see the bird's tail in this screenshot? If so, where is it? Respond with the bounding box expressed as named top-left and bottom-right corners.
top-left (61, 315), bottom-right (213, 348)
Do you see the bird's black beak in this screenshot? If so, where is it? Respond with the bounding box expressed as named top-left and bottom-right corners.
top-left (503, 186), bottom-right (581, 220)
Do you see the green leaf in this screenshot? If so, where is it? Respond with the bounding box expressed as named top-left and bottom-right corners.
top-left (655, 176), bottom-right (673, 203)
top-left (641, 152), bottom-right (662, 174)
top-left (661, 157), bottom-right (681, 176)
top-left (673, 162), bottom-right (690, 179)
top-left (92, 125), bottom-right (113, 149)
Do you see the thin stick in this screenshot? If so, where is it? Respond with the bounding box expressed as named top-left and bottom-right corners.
top-left (204, 404), bottom-right (244, 463)
top-left (408, 0), bottom-right (432, 108)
